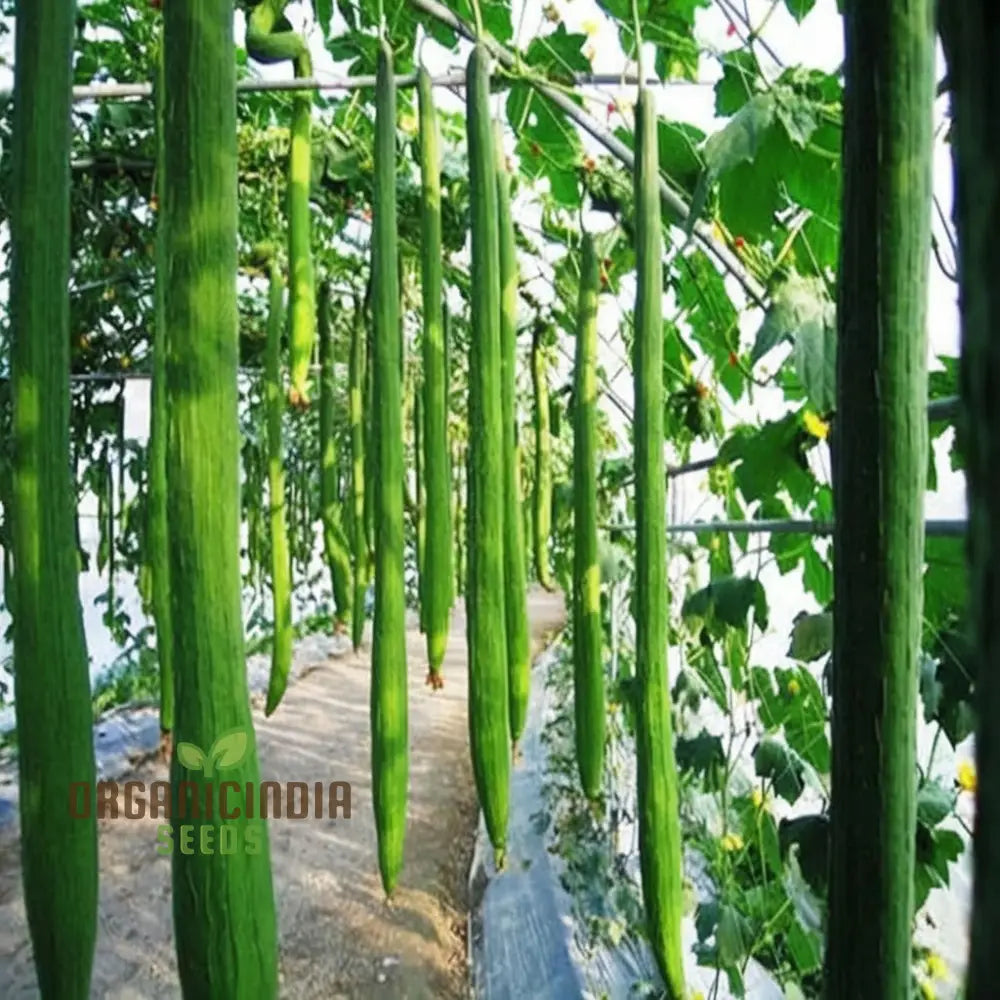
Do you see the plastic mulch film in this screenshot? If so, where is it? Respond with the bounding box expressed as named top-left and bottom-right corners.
top-left (468, 640), bottom-right (785, 1000)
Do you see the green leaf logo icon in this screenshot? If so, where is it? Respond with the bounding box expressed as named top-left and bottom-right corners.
top-left (175, 729), bottom-right (249, 779)
top-left (176, 741), bottom-right (207, 772)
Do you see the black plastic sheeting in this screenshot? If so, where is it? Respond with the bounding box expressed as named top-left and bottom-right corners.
top-left (468, 641), bottom-right (786, 1000)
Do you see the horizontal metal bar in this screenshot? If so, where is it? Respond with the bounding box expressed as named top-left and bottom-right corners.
top-left (602, 518), bottom-right (967, 537)
top-left (0, 71), bottom-right (653, 105)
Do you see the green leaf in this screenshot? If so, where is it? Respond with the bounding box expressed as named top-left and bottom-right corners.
top-left (750, 666), bottom-right (830, 772)
top-left (716, 903), bottom-right (751, 966)
top-left (792, 314), bottom-right (837, 413)
top-left (751, 271), bottom-right (832, 366)
top-left (450, 0), bottom-right (513, 42)
top-left (719, 413), bottom-right (816, 506)
top-left (773, 84), bottom-right (819, 146)
top-left (676, 729), bottom-right (726, 789)
top-left (777, 667), bottom-right (830, 772)
top-left (176, 741), bottom-right (207, 772)
top-left (914, 826), bottom-right (964, 910)
top-left (784, 0), bottom-right (817, 22)
top-left (658, 120), bottom-right (705, 199)
top-left (802, 546), bottom-right (832, 606)
top-left (779, 814), bottom-right (829, 895)
top-left (689, 93), bottom-right (776, 229)
top-left (313, 0), bottom-right (334, 37)
top-left (754, 737), bottom-right (805, 804)
top-left (523, 24), bottom-right (590, 79)
top-left (916, 780), bottom-right (955, 829)
top-left (689, 643), bottom-right (729, 713)
top-left (508, 83), bottom-right (583, 208)
top-left (785, 916), bottom-right (822, 974)
top-left (682, 575), bottom-right (768, 631)
top-left (703, 93), bottom-right (777, 180)
top-left (715, 50), bottom-right (760, 115)
top-left (923, 536), bottom-right (968, 636)
top-left (788, 612), bottom-right (832, 662)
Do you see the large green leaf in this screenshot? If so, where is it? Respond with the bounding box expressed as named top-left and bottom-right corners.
top-left (508, 83), bottom-right (584, 208)
top-left (751, 272), bottom-right (831, 365)
top-left (792, 314), bottom-right (836, 413)
top-left (675, 729), bottom-right (726, 789)
top-left (754, 737), bottom-right (806, 804)
top-left (682, 574), bottom-right (768, 631)
top-left (313, 0), bottom-right (334, 37)
top-left (788, 612), bottom-right (832, 663)
top-left (523, 24), bottom-right (590, 79)
top-left (718, 412), bottom-right (816, 506)
top-left (657, 120), bottom-right (705, 199)
top-left (715, 50), bottom-right (760, 115)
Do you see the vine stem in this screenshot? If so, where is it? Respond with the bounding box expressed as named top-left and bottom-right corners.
top-left (630, 0), bottom-right (644, 92)
top-left (469, 0), bottom-right (484, 38)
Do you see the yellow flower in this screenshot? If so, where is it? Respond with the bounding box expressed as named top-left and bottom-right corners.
top-left (692, 993), bottom-right (706, 1000)
top-left (751, 786), bottom-right (765, 809)
top-left (787, 678), bottom-right (801, 697)
top-left (400, 113), bottom-right (418, 135)
top-left (925, 952), bottom-right (948, 981)
top-left (581, 18), bottom-right (600, 36)
top-left (919, 979), bottom-right (936, 1000)
top-left (958, 760), bottom-right (977, 794)
top-left (803, 409), bottom-right (829, 440)
top-left (721, 832), bottom-right (744, 852)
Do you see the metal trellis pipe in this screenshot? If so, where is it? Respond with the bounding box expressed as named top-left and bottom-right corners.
top-left (602, 518), bottom-right (967, 537)
top-left (0, 71), bottom-right (655, 105)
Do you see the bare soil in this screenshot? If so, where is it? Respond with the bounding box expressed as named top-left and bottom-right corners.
top-left (0, 588), bottom-right (566, 999)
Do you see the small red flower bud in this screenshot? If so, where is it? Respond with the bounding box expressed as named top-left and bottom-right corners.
top-left (726, 21), bottom-right (737, 37)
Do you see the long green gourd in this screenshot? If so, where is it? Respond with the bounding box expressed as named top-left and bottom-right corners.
top-left (939, 9), bottom-right (1000, 997)
top-left (10, 2), bottom-right (98, 995)
top-left (245, 1), bottom-right (315, 408)
top-left (349, 294), bottom-right (367, 651)
top-left (494, 125), bottom-right (532, 746)
top-left (318, 280), bottom-right (354, 632)
top-left (163, 3), bottom-right (278, 994)
top-left (150, 28), bottom-right (174, 753)
top-left (466, 43), bottom-right (511, 866)
top-left (364, 295), bottom-right (376, 568)
top-left (413, 381), bottom-right (427, 635)
top-left (633, 86), bottom-right (685, 999)
top-left (371, 38), bottom-right (409, 896)
top-left (453, 440), bottom-right (465, 599)
top-left (530, 322), bottom-right (555, 590)
top-left (264, 253), bottom-right (294, 717)
top-left (825, 2), bottom-right (933, 997)
top-left (572, 233), bottom-right (605, 801)
top-left (417, 66), bottom-right (453, 687)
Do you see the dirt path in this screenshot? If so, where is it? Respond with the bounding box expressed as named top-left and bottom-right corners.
top-left (0, 588), bottom-right (566, 999)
